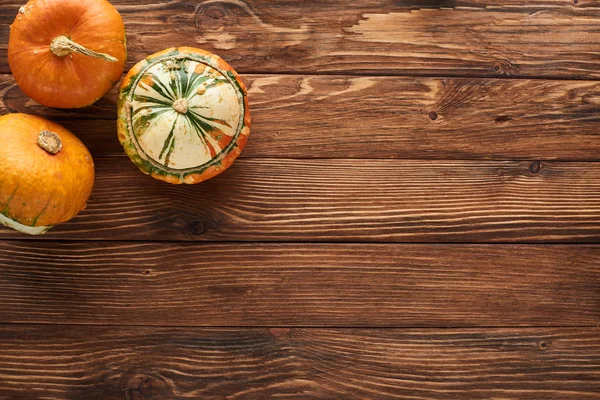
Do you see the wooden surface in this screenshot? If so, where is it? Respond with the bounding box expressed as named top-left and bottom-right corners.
top-left (0, 326), bottom-right (599, 399)
top-left (2, 1), bottom-right (600, 78)
top-left (3, 74), bottom-right (600, 160)
top-left (1, 0), bottom-right (599, 398)
top-left (1, 242), bottom-right (599, 326)
top-left (2, 158), bottom-right (600, 242)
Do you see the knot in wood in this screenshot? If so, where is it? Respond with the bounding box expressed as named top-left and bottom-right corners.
top-left (189, 220), bottom-right (205, 235)
top-left (493, 59), bottom-right (519, 76)
top-left (529, 161), bottom-right (542, 175)
top-left (122, 374), bottom-right (154, 400)
top-left (195, 3), bottom-right (229, 33)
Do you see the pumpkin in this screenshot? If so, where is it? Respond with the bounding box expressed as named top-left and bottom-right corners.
top-left (8, 0), bottom-right (126, 108)
top-left (0, 114), bottom-right (95, 235)
top-left (117, 47), bottom-right (250, 184)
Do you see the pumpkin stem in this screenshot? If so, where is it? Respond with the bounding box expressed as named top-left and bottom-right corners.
top-left (50, 35), bottom-right (118, 63)
top-left (37, 130), bottom-right (62, 155)
top-left (172, 98), bottom-right (189, 114)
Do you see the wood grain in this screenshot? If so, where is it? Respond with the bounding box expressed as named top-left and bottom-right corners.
top-left (2, 1), bottom-right (600, 78)
top-left (2, 74), bottom-right (600, 160)
top-left (1, 157), bottom-right (600, 242)
top-left (0, 242), bottom-right (598, 327)
top-left (0, 2), bottom-right (598, 398)
top-left (0, 325), bottom-right (598, 399)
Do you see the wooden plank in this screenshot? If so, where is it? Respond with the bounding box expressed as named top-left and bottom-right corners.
top-left (0, 325), bottom-right (598, 399)
top-left (0, 242), bottom-right (598, 327)
top-left (2, 74), bottom-right (600, 160)
top-left (1, 157), bottom-right (600, 242)
top-left (2, 1), bottom-right (600, 78)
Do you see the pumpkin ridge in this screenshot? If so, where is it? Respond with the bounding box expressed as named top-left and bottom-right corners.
top-left (186, 112), bottom-right (213, 142)
top-left (31, 194), bottom-right (53, 227)
top-left (186, 112), bottom-right (214, 153)
top-left (2, 184), bottom-right (19, 216)
top-left (177, 66), bottom-right (190, 98)
top-left (189, 111), bottom-right (233, 129)
top-left (158, 117), bottom-right (179, 162)
top-left (163, 135), bottom-right (177, 168)
top-left (184, 72), bottom-right (209, 98)
top-left (133, 94), bottom-right (172, 108)
top-left (149, 72), bottom-right (176, 101)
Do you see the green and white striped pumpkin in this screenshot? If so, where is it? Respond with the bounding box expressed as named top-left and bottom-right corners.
top-left (117, 47), bottom-right (250, 184)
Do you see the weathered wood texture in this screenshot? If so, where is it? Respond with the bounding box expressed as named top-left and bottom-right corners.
top-left (2, 74), bottom-right (600, 160)
top-left (0, 242), bottom-right (598, 327)
top-left (1, 157), bottom-right (599, 242)
top-left (1, 2), bottom-right (598, 397)
top-left (1, 1), bottom-right (600, 78)
top-left (0, 326), bottom-right (598, 399)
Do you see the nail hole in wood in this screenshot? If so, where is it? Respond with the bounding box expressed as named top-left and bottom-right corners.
top-left (574, 0), bottom-right (579, 4)
top-left (428, 111), bottom-right (438, 120)
top-left (529, 161), bottom-right (542, 175)
top-left (539, 341), bottom-right (548, 349)
top-left (494, 115), bottom-right (512, 123)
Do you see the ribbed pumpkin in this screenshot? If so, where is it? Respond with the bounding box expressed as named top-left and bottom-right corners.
top-left (117, 47), bottom-right (250, 184)
top-left (8, 0), bottom-right (126, 108)
top-left (0, 114), bottom-right (95, 235)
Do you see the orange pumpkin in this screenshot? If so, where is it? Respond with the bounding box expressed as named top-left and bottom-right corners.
top-left (8, 0), bottom-right (126, 108)
top-left (0, 114), bottom-right (95, 235)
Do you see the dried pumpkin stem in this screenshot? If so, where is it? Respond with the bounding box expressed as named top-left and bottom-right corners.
top-left (172, 98), bottom-right (189, 114)
top-left (50, 35), bottom-right (117, 63)
top-left (37, 130), bottom-right (62, 155)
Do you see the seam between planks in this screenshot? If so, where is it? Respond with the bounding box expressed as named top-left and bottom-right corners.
top-left (4, 71), bottom-right (600, 82)
top-left (87, 155), bottom-right (600, 163)
top-left (2, 239), bottom-right (600, 244)
top-left (0, 322), bottom-right (597, 329)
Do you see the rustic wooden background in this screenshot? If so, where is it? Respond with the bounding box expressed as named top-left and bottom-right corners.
top-left (1, 0), bottom-right (600, 398)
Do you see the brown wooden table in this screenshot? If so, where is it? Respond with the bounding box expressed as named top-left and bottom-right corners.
top-left (1, 1), bottom-right (599, 398)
